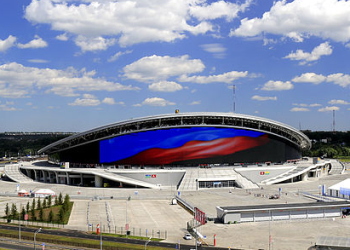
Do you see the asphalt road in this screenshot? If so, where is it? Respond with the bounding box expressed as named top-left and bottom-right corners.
top-left (0, 224), bottom-right (235, 250)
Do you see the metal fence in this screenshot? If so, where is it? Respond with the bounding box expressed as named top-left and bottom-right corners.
top-left (0, 218), bottom-right (167, 239)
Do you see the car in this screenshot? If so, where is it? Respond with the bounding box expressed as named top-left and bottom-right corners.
top-left (184, 233), bottom-right (192, 240)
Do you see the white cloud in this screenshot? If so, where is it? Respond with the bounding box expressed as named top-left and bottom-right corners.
top-left (201, 43), bottom-right (227, 59)
top-left (0, 101), bottom-right (18, 111)
top-left (290, 107), bottom-right (310, 112)
top-left (178, 71), bottom-right (248, 84)
top-left (293, 103), bottom-right (322, 108)
top-left (27, 59), bottom-right (49, 63)
top-left (318, 106), bottom-right (340, 112)
top-left (292, 72), bottom-right (350, 87)
top-left (56, 33), bottom-right (69, 41)
top-left (75, 36), bottom-right (116, 52)
top-left (326, 73), bottom-right (350, 87)
top-left (0, 35), bottom-right (17, 52)
top-left (149, 81), bottom-right (183, 92)
top-left (292, 73), bottom-right (326, 84)
top-left (25, 0), bottom-right (246, 48)
top-left (284, 42), bottom-right (332, 64)
top-left (136, 97), bottom-right (176, 107)
top-left (190, 101), bottom-right (201, 105)
top-left (328, 99), bottom-right (350, 105)
top-left (310, 103), bottom-right (322, 107)
top-left (69, 94), bottom-right (100, 106)
top-left (17, 35), bottom-right (48, 49)
top-left (108, 50), bottom-right (132, 62)
top-left (123, 55), bottom-right (205, 82)
top-left (261, 80), bottom-right (293, 91)
top-left (230, 0), bottom-right (350, 43)
top-left (251, 95), bottom-right (277, 101)
top-left (0, 62), bottom-right (139, 98)
top-left (189, 0), bottom-right (252, 21)
top-left (102, 97), bottom-right (116, 105)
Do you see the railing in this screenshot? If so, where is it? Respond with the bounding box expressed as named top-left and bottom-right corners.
top-left (0, 218), bottom-right (167, 240)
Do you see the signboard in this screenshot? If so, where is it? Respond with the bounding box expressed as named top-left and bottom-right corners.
top-left (145, 174), bottom-right (157, 178)
top-left (194, 207), bottom-right (206, 225)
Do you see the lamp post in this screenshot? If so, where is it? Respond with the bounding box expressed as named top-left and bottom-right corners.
top-left (126, 196), bottom-right (131, 237)
top-left (34, 228), bottom-right (42, 250)
top-left (145, 237), bottom-right (152, 250)
top-left (18, 203), bottom-right (21, 242)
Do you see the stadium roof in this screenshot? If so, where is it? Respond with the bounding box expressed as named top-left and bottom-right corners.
top-left (38, 112), bottom-right (311, 155)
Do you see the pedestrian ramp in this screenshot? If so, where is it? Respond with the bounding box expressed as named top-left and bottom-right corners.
top-left (4, 164), bottom-right (34, 183)
top-left (328, 160), bottom-right (345, 175)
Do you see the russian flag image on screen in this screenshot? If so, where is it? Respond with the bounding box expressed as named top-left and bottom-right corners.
top-left (99, 127), bottom-right (268, 165)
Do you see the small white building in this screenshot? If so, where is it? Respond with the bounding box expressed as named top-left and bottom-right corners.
top-left (34, 188), bottom-right (56, 198)
top-left (328, 178), bottom-right (350, 199)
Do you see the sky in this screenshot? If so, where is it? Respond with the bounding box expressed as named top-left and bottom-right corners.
top-left (0, 0), bottom-right (349, 132)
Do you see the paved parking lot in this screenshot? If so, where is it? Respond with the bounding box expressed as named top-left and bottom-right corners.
top-left (1, 171), bottom-right (350, 249)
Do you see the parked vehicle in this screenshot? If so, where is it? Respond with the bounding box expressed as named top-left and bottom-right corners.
top-left (184, 233), bottom-right (192, 240)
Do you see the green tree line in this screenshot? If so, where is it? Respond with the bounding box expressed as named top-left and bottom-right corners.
top-left (0, 134), bottom-right (70, 158)
top-left (302, 131), bottom-right (350, 158)
top-left (4, 192), bottom-right (72, 224)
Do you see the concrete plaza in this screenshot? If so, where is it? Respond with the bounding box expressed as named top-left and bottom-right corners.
top-left (0, 169), bottom-right (349, 250)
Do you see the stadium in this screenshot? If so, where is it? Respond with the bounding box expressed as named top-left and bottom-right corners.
top-left (39, 112), bottom-right (311, 165)
top-left (6, 112), bottom-right (344, 190)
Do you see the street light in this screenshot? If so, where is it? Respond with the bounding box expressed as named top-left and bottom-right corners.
top-left (34, 228), bottom-right (42, 250)
top-left (145, 237), bottom-right (152, 250)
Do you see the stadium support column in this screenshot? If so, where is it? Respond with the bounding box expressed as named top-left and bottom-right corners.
top-left (42, 171), bottom-right (47, 183)
top-left (95, 175), bottom-right (103, 187)
top-left (301, 172), bottom-right (308, 181)
top-left (66, 172), bottom-right (70, 185)
top-left (33, 169), bottom-right (38, 181)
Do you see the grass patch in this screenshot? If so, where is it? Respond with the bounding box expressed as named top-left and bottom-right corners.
top-left (92, 232), bottom-right (163, 241)
top-left (0, 226), bottom-right (169, 250)
top-left (338, 156), bottom-right (350, 163)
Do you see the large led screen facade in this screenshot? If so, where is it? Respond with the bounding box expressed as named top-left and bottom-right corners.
top-left (99, 127), bottom-right (299, 165)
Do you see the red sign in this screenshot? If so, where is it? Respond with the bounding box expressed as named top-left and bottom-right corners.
top-left (194, 207), bottom-right (206, 225)
top-left (24, 214), bottom-right (28, 221)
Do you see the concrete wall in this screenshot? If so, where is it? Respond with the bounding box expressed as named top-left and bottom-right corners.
top-left (111, 170), bottom-right (185, 187)
top-left (219, 207), bottom-right (343, 224)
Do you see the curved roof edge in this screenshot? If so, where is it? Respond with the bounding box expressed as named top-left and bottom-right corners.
top-left (38, 112), bottom-right (311, 154)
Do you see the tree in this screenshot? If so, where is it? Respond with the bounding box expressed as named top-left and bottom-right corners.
top-left (47, 195), bottom-right (52, 207)
top-left (63, 194), bottom-right (70, 212)
top-left (26, 201), bottom-right (30, 213)
top-left (4, 203), bottom-right (9, 218)
top-left (48, 210), bottom-right (54, 222)
top-left (30, 205), bottom-right (35, 221)
top-left (11, 203), bottom-right (17, 219)
top-left (31, 199), bottom-right (36, 212)
top-left (43, 198), bottom-right (47, 209)
top-left (39, 208), bottom-right (44, 221)
top-left (54, 196), bottom-right (58, 206)
top-left (58, 207), bottom-right (65, 223)
top-left (37, 197), bottom-right (42, 210)
top-left (58, 193), bottom-right (63, 205)
top-left (21, 207), bottom-right (26, 220)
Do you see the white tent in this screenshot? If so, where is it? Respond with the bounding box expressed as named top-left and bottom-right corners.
top-left (328, 178), bottom-right (350, 199)
top-left (34, 189), bottom-right (56, 198)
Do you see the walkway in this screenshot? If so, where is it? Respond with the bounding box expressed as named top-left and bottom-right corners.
top-left (4, 163), bottom-right (34, 183)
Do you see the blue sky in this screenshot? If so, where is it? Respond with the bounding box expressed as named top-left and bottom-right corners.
top-left (0, 0), bottom-right (349, 132)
